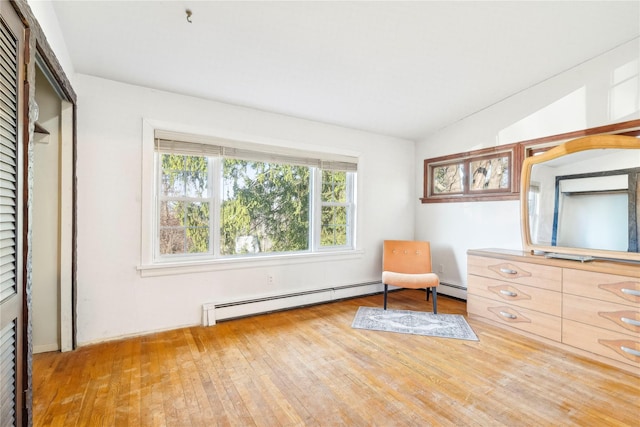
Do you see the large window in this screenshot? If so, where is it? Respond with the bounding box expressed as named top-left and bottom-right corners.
top-left (154, 132), bottom-right (356, 261)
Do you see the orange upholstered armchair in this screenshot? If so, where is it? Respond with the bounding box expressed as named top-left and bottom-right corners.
top-left (382, 240), bottom-right (440, 313)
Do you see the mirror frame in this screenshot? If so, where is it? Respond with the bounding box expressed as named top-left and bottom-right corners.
top-left (521, 134), bottom-right (640, 262)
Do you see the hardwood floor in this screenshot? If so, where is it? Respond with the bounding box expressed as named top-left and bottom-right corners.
top-left (33, 291), bottom-right (639, 426)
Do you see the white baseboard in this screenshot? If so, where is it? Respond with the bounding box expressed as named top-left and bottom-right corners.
top-left (34, 343), bottom-right (60, 354)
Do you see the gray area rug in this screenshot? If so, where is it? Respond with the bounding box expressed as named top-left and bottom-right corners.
top-left (351, 307), bottom-right (478, 341)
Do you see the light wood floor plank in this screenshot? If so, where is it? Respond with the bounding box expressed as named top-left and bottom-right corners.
top-left (33, 291), bottom-right (640, 426)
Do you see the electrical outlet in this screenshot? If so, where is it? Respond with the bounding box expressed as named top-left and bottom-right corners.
top-left (267, 274), bottom-right (275, 285)
top-left (438, 264), bottom-right (444, 274)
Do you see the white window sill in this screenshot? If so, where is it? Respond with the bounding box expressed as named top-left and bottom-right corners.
top-left (137, 249), bottom-right (365, 277)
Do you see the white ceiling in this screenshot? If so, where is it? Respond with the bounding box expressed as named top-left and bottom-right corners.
top-left (50, 1), bottom-right (640, 141)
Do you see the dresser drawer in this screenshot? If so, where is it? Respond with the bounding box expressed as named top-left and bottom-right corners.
top-left (563, 294), bottom-right (640, 337)
top-left (563, 269), bottom-right (640, 306)
top-left (563, 319), bottom-right (640, 370)
top-left (468, 275), bottom-right (561, 316)
top-left (467, 255), bottom-right (561, 291)
top-left (467, 294), bottom-right (561, 341)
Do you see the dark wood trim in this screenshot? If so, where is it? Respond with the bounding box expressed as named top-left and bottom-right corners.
top-left (628, 172), bottom-right (638, 252)
top-left (72, 103), bottom-right (78, 349)
top-left (512, 143), bottom-right (524, 193)
top-left (422, 120), bottom-right (640, 204)
top-left (520, 118), bottom-right (640, 150)
top-left (12, 0), bottom-right (77, 103)
top-left (21, 65), bottom-right (30, 427)
top-left (424, 142), bottom-right (521, 164)
top-left (420, 193), bottom-right (521, 203)
top-left (619, 129), bottom-right (640, 137)
top-left (524, 146), bottom-right (552, 157)
top-left (422, 143), bottom-right (520, 203)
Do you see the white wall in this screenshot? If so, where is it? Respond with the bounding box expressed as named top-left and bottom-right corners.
top-left (27, 0), bottom-right (75, 83)
top-left (74, 74), bottom-right (415, 345)
top-left (415, 38), bottom-right (640, 293)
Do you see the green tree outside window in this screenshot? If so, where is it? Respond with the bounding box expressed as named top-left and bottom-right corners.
top-left (159, 154), bottom-right (210, 255)
top-left (221, 160), bottom-right (310, 255)
top-left (321, 170), bottom-right (348, 246)
top-left (156, 150), bottom-right (355, 259)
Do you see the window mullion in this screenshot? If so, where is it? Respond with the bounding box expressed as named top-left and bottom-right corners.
top-left (347, 172), bottom-right (355, 248)
top-left (212, 157), bottom-right (221, 257)
top-left (154, 152), bottom-right (161, 261)
top-left (310, 167), bottom-right (319, 251)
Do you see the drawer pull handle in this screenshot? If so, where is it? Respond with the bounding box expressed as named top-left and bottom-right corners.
top-left (499, 268), bottom-right (518, 275)
top-left (621, 288), bottom-right (640, 297)
top-left (499, 311), bottom-right (517, 320)
top-left (620, 346), bottom-right (640, 357)
top-left (621, 317), bottom-right (640, 327)
top-left (499, 289), bottom-right (517, 297)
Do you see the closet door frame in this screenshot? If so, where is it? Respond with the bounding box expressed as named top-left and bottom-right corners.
top-left (3, 1), bottom-right (77, 424)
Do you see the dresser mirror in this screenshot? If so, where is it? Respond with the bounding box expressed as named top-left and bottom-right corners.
top-left (521, 135), bottom-right (640, 262)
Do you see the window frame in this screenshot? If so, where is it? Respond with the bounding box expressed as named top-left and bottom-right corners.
top-left (314, 168), bottom-right (356, 251)
top-left (422, 144), bottom-right (521, 203)
top-left (467, 151), bottom-right (513, 194)
top-left (140, 122), bottom-right (359, 272)
top-left (154, 154), bottom-right (217, 261)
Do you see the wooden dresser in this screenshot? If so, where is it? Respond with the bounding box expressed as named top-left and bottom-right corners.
top-left (467, 248), bottom-right (640, 376)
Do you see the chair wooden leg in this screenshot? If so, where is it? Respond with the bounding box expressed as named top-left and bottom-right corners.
top-left (432, 287), bottom-right (438, 314)
top-left (383, 284), bottom-right (388, 310)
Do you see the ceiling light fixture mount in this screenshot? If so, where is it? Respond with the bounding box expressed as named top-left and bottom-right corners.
top-left (186, 9), bottom-right (192, 23)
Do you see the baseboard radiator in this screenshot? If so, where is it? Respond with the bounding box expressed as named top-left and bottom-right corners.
top-left (202, 281), bottom-right (468, 326)
top-left (202, 281), bottom-right (383, 326)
